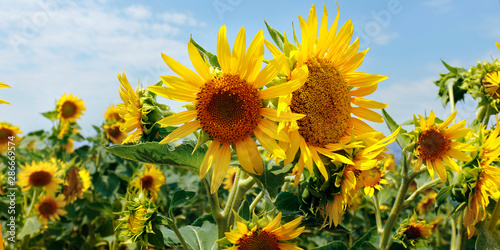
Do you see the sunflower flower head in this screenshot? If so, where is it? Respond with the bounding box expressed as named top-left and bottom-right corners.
top-left (393, 215), bottom-right (433, 248)
top-left (265, 3), bottom-right (389, 182)
top-left (18, 159), bottom-right (64, 195)
top-left (104, 123), bottom-right (128, 144)
top-left (415, 189), bottom-right (438, 215)
top-left (62, 166), bottom-right (91, 205)
top-left (117, 73), bottom-right (167, 144)
top-left (410, 110), bottom-right (476, 182)
top-left (0, 82), bottom-right (10, 104)
top-left (130, 164), bottom-right (166, 201)
top-left (0, 122), bottom-right (22, 153)
top-left (116, 191), bottom-right (157, 243)
top-left (56, 93), bottom-right (86, 124)
top-left (104, 105), bottom-right (124, 124)
top-left (35, 194), bottom-right (67, 224)
top-left (222, 166), bottom-right (238, 191)
top-left (225, 212), bottom-right (304, 250)
top-left (148, 25), bottom-right (308, 193)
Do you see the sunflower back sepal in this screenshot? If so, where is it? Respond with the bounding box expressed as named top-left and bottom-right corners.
top-left (382, 109), bottom-right (410, 151)
top-left (104, 141), bottom-right (208, 175)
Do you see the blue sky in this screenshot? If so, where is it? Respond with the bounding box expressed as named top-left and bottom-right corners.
top-left (1, 0), bottom-right (500, 138)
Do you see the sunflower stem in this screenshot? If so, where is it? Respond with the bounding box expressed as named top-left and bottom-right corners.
top-left (380, 154), bottom-right (417, 250)
top-left (373, 193), bottom-right (383, 235)
top-left (450, 216), bottom-right (457, 250)
top-left (249, 191), bottom-right (264, 213)
top-left (403, 178), bottom-right (440, 206)
top-left (488, 199), bottom-right (500, 232)
top-left (202, 178), bottom-right (224, 242)
top-left (447, 82), bottom-right (456, 122)
top-left (456, 212), bottom-right (467, 250)
top-left (26, 189), bottom-right (37, 217)
top-left (222, 168), bottom-right (242, 219)
top-left (224, 174), bottom-right (255, 233)
top-left (166, 217), bottom-right (190, 250)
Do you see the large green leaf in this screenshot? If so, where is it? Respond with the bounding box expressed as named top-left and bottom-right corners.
top-left (311, 241), bottom-right (348, 250)
top-left (170, 190), bottom-right (196, 210)
top-left (160, 222), bottom-right (218, 250)
top-left (18, 216), bottom-right (41, 239)
top-left (275, 192), bottom-right (300, 212)
top-left (105, 140), bottom-right (207, 174)
top-left (349, 227), bottom-right (379, 250)
top-left (382, 109), bottom-right (409, 151)
top-left (251, 162), bottom-right (294, 200)
top-left (476, 221), bottom-right (500, 250)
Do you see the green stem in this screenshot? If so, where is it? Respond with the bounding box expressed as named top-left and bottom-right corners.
top-left (167, 217), bottom-right (190, 250)
top-left (456, 212), bottom-right (467, 250)
top-left (488, 199), bottom-right (500, 232)
top-left (202, 178), bottom-right (224, 240)
top-left (26, 189), bottom-right (37, 217)
top-left (224, 176), bottom-right (255, 232)
top-left (373, 193), bottom-right (383, 235)
top-left (249, 191), bottom-right (264, 213)
top-left (447, 82), bottom-right (456, 116)
top-left (403, 178), bottom-right (441, 206)
top-left (450, 216), bottom-right (457, 250)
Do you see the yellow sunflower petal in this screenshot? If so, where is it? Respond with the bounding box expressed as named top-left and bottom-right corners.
top-left (447, 148), bottom-right (472, 162)
top-left (257, 119), bottom-right (289, 142)
top-left (161, 53), bottom-right (203, 88)
top-left (159, 120), bottom-right (200, 144)
top-left (433, 159), bottom-right (447, 182)
top-left (232, 27), bottom-right (246, 73)
top-left (345, 73), bottom-right (388, 88)
top-left (0, 82), bottom-right (10, 88)
top-left (277, 243), bottom-right (303, 250)
top-left (236, 221), bottom-right (248, 234)
top-left (427, 110), bottom-right (436, 127)
top-left (253, 55), bottom-right (285, 89)
top-left (352, 97), bottom-right (389, 109)
top-left (350, 84), bottom-right (378, 97)
top-left (210, 143), bottom-right (231, 193)
top-left (243, 137), bottom-right (264, 174)
top-left (497, 42), bottom-right (500, 51)
top-left (236, 138), bottom-right (260, 174)
top-left (157, 110), bottom-right (197, 126)
top-left (351, 107), bottom-right (384, 123)
top-left (188, 42), bottom-right (212, 81)
top-left (438, 110), bottom-right (457, 130)
top-left (147, 86), bottom-right (196, 102)
top-left (263, 212), bottom-right (282, 231)
top-left (261, 108), bottom-right (305, 122)
top-left (225, 231), bottom-right (242, 244)
top-left (254, 127), bottom-right (286, 159)
top-left (199, 141), bottom-right (220, 178)
top-left (217, 25), bottom-right (232, 73)
top-left (340, 49), bottom-right (367, 74)
top-left (442, 154), bottom-right (461, 174)
top-left (426, 160), bottom-right (435, 180)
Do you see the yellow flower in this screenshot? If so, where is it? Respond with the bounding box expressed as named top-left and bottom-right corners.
top-left (223, 167), bottom-right (238, 191)
top-left (62, 138), bottom-right (75, 153)
top-left (131, 164), bottom-right (166, 201)
top-left (414, 110), bottom-right (475, 182)
top-left (267, 4), bottom-right (389, 182)
top-left (415, 190), bottom-right (438, 215)
top-left (481, 71), bottom-right (500, 99)
top-left (361, 167), bottom-right (388, 197)
top-left (394, 216), bottom-right (433, 248)
top-left (35, 194), bottom-right (67, 224)
top-left (18, 160), bottom-right (63, 195)
top-left (225, 212), bottom-right (304, 250)
top-left (104, 123), bottom-right (128, 144)
top-left (148, 25), bottom-right (307, 193)
top-left (117, 72), bottom-right (144, 144)
top-left (56, 93), bottom-right (86, 123)
top-left (62, 166), bottom-right (91, 205)
top-left (0, 82), bottom-right (10, 104)
top-left (497, 42), bottom-right (500, 51)
top-left (0, 122), bottom-right (21, 153)
top-left (104, 105), bottom-right (124, 123)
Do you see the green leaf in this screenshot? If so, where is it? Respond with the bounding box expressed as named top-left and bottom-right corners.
top-left (190, 36), bottom-right (220, 69)
top-left (238, 199), bottom-right (251, 221)
top-left (170, 190), bottom-right (196, 210)
top-left (41, 110), bottom-right (58, 121)
top-left (18, 216), bottom-right (41, 238)
top-left (311, 241), bottom-right (348, 250)
top-left (147, 225), bottom-right (165, 248)
top-left (475, 221), bottom-right (500, 250)
top-left (251, 162), bottom-right (294, 200)
top-left (94, 173), bottom-right (120, 199)
top-left (441, 59), bottom-right (459, 75)
top-left (105, 140), bottom-right (207, 174)
top-left (382, 109), bottom-right (409, 151)
top-left (275, 192), bottom-right (300, 212)
top-left (160, 222), bottom-right (218, 250)
top-left (436, 185), bottom-right (452, 206)
top-left (264, 20), bottom-right (285, 51)
top-left (349, 227), bottom-right (379, 250)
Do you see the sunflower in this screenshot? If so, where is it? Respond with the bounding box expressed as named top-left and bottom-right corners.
top-left (62, 138), bottom-right (75, 154)
top-left (225, 212), bottom-right (304, 250)
top-left (0, 122), bottom-right (22, 153)
top-left (104, 104), bottom-right (124, 123)
top-left (0, 82), bottom-right (10, 104)
top-left (394, 216), bottom-right (433, 248)
top-left (266, 4), bottom-right (389, 181)
top-left (481, 71), bottom-right (500, 99)
top-left (223, 167), bottom-right (238, 191)
top-left (35, 194), bottom-right (67, 224)
top-left (18, 160), bottom-right (63, 195)
top-left (361, 166), bottom-right (388, 197)
top-left (147, 25), bottom-right (307, 193)
top-left (62, 166), bottom-right (91, 205)
top-left (413, 110), bottom-right (476, 182)
top-left (415, 190), bottom-right (438, 215)
top-left (56, 93), bottom-right (86, 123)
top-left (131, 164), bottom-right (166, 201)
top-left (104, 123), bottom-right (128, 144)
top-left (117, 191), bottom-right (157, 242)
top-left (117, 72), bottom-right (144, 144)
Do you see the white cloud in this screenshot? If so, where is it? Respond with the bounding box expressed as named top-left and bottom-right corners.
top-left (159, 11), bottom-right (205, 27)
top-left (372, 31), bottom-right (399, 46)
top-left (0, 0), bottom-right (204, 136)
top-left (423, 0), bottom-right (452, 13)
top-left (125, 5), bottom-right (151, 20)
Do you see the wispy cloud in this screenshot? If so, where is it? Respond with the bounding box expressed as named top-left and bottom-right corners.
top-left (423, 0), bottom-right (452, 13)
top-left (0, 0), bottom-right (205, 135)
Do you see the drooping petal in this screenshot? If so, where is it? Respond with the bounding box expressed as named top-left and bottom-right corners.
top-left (254, 127), bottom-right (286, 159)
top-left (351, 107), bottom-right (384, 123)
top-left (210, 143), bottom-right (231, 193)
top-left (352, 97), bottom-right (389, 109)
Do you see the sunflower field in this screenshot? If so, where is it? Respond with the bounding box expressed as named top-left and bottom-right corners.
top-left (2, 3), bottom-right (500, 250)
